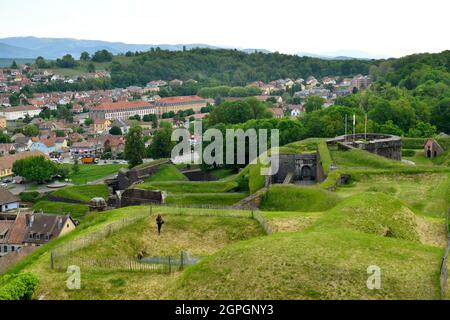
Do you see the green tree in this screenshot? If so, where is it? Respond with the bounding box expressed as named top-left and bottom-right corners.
top-left (304, 96), bottom-right (325, 113)
top-left (0, 132), bottom-right (11, 143)
top-left (22, 124), bottom-right (40, 137)
top-left (56, 54), bottom-right (77, 68)
top-left (35, 56), bottom-right (48, 68)
top-left (147, 126), bottom-right (174, 159)
top-left (124, 125), bottom-right (145, 168)
top-left (9, 93), bottom-right (20, 106)
top-left (431, 98), bottom-right (450, 133)
top-left (378, 120), bottom-right (404, 136)
top-left (84, 118), bottom-right (94, 126)
top-left (407, 121), bottom-right (437, 138)
top-left (109, 126), bottom-right (122, 135)
top-left (10, 60), bottom-right (18, 68)
top-left (72, 158), bottom-right (80, 175)
top-left (208, 97), bottom-right (272, 126)
top-left (92, 50), bottom-right (113, 62)
top-left (12, 156), bottom-right (58, 184)
top-left (86, 62), bottom-right (96, 73)
top-left (80, 52), bottom-right (90, 61)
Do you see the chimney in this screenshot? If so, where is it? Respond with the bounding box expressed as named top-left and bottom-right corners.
top-left (29, 214), bottom-right (35, 228)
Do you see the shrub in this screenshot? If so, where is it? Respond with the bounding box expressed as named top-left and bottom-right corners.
top-left (19, 191), bottom-right (40, 203)
top-left (0, 273), bottom-right (39, 300)
top-left (402, 150), bottom-right (416, 157)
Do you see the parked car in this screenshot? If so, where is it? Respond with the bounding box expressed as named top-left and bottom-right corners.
top-left (0, 183), bottom-right (7, 188)
top-left (2, 178), bottom-right (12, 183)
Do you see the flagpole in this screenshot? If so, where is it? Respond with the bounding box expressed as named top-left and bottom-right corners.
top-left (365, 113), bottom-right (368, 141)
top-left (346, 114), bottom-right (348, 141)
top-left (353, 114), bottom-right (356, 142)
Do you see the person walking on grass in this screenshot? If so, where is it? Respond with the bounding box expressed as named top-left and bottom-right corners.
top-left (156, 215), bottom-right (164, 235)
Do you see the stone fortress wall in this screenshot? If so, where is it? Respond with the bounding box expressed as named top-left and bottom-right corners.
top-left (327, 133), bottom-right (402, 161)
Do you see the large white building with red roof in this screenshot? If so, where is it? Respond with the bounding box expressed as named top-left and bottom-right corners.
top-left (89, 100), bottom-right (155, 120)
top-left (0, 105), bottom-right (41, 121)
top-left (153, 95), bottom-right (208, 116)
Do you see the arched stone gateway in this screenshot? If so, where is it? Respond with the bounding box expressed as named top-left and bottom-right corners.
top-left (300, 166), bottom-right (313, 181)
top-left (273, 153), bottom-right (325, 184)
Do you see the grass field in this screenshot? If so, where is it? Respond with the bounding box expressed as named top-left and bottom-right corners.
top-left (260, 185), bottom-right (341, 212)
top-left (169, 229), bottom-right (442, 300)
top-left (65, 164), bottom-right (125, 185)
top-left (334, 172), bottom-right (450, 218)
top-left (50, 185), bottom-right (110, 203)
top-left (137, 180), bottom-right (238, 193)
top-left (165, 193), bottom-right (248, 206)
top-left (145, 164), bottom-right (188, 182)
top-left (32, 201), bottom-right (89, 219)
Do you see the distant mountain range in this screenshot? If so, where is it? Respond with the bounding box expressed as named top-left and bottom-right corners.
top-left (0, 37), bottom-right (271, 60)
top-left (0, 36), bottom-right (390, 60)
top-left (297, 50), bottom-right (391, 60)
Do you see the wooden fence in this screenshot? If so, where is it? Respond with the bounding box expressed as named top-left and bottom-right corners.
top-left (439, 208), bottom-right (450, 299)
top-left (51, 251), bottom-right (198, 274)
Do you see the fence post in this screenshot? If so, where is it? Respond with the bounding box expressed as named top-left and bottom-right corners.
top-left (180, 251), bottom-right (184, 271)
top-left (168, 256), bottom-right (172, 274)
top-left (50, 251), bottom-right (55, 269)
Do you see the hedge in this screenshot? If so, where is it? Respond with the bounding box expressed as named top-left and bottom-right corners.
top-left (0, 273), bottom-right (39, 300)
top-left (19, 191), bottom-right (40, 203)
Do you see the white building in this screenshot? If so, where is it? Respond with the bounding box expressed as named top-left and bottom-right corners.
top-left (0, 106), bottom-right (41, 121)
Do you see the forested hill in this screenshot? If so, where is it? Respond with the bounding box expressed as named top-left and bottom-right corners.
top-left (109, 48), bottom-right (375, 87)
top-left (372, 50), bottom-right (450, 89)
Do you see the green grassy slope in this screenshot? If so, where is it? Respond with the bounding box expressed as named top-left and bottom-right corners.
top-left (260, 185), bottom-right (341, 212)
top-left (170, 229), bottom-right (442, 300)
top-left (65, 164), bottom-right (125, 185)
top-left (312, 192), bottom-right (420, 242)
top-left (32, 201), bottom-right (89, 219)
top-left (137, 181), bottom-right (238, 193)
top-left (145, 164), bottom-right (188, 182)
top-left (50, 185), bottom-right (109, 202)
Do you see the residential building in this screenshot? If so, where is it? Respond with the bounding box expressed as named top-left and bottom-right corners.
top-left (154, 95), bottom-right (207, 117)
top-left (93, 119), bottom-right (112, 133)
top-left (0, 116), bottom-right (6, 130)
top-left (0, 144), bottom-right (15, 156)
top-left (89, 100), bottom-right (156, 121)
top-left (350, 75), bottom-right (372, 90)
top-left (270, 108), bottom-right (284, 119)
top-left (0, 212), bottom-right (76, 256)
top-left (0, 106), bottom-right (41, 121)
top-left (30, 138), bottom-right (67, 156)
top-left (70, 141), bottom-right (104, 159)
top-left (170, 79), bottom-right (184, 86)
top-left (0, 188), bottom-right (19, 213)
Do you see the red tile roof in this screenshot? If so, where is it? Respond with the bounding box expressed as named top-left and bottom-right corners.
top-left (156, 95), bottom-right (204, 105)
top-left (2, 105), bottom-right (40, 113)
top-left (92, 100), bottom-right (151, 111)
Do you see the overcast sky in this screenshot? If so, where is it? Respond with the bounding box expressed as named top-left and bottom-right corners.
top-left (0, 0), bottom-right (449, 58)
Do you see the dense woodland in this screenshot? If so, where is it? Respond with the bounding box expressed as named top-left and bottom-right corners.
top-left (109, 48), bottom-right (374, 87)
